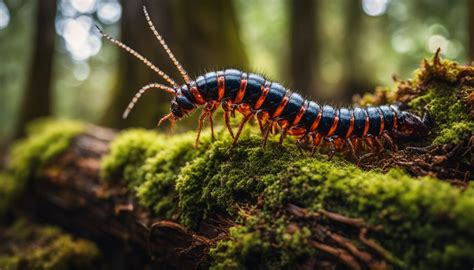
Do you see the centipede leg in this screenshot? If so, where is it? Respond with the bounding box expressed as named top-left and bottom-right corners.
top-left (296, 135), bottom-right (306, 154)
top-left (344, 138), bottom-right (358, 160)
top-left (374, 136), bottom-right (384, 154)
top-left (279, 121), bottom-right (289, 145)
top-left (207, 102), bottom-right (219, 140)
top-left (311, 133), bottom-right (323, 157)
top-left (325, 137), bottom-right (337, 160)
top-left (223, 110), bottom-right (234, 139)
top-left (257, 111), bottom-right (269, 135)
top-left (195, 109), bottom-right (209, 148)
top-left (382, 132), bottom-right (397, 152)
top-left (262, 120), bottom-right (273, 148)
top-left (232, 113), bottom-right (254, 146)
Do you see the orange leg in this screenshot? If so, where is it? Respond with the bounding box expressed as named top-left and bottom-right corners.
top-left (344, 138), bottom-right (357, 160)
top-left (311, 133), bottom-right (323, 156)
top-left (278, 121), bottom-right (289, 145)
top-left (262, 120), bottom-right (274, 148)
top-left (325, 137), bottom-right (337, 160)
top-left (374, 136), bottom-right (384, 154)
top-left (157, 113), bottom-right (174, 127)
top-left (207, 102), bottom-right (219, 140)
top-left (195, 110), bottom-right (209, 148)
top-left (382, 132), bottom-right (397, 152)
top-left (232, 113), bottom-right (254, 146)
top-left (224, 110), bottom-right (234, 139)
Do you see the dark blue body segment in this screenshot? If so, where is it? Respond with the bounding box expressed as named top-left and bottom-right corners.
top-left (367, 107), bottom-right (381, 136)
top-left (204, 72), bottom-right (218, 100)
top-left (224, 69), bottom-right (242, 100)
top-left (195, 75), bottom-right (207, 97)
top-left (335, 108), bottom-right (351, 137)
top-left (260, 82), bottom-right (286, 113)
top-left (391, 105), bottom-right (405, 125)
top-left (379, 105), bottom-right (394, 131)
top-left (317, 105), bottom-right (336, 135)
top-left (176, 94), bottom-right (195, 110)
top-left (242, 73), bottom-right (265, 105)
top-left (179, 85), bottom-right (197, 107)
top-left (280, 93), bottom-right (305, 122)
top-left (353, 107), bottom-right (367, 137)
top-left (300, 101), bottom-right (320, 129)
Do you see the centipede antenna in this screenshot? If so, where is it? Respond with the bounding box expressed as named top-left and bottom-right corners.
top-left (96, 25), bottom-right (179, 88)
top-left (123, 83), bottom-right (176, 119)
top-left (142, 6), bottom-right (191, 84)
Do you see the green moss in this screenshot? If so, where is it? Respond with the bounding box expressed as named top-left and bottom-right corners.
top-left (100, 128), bottom-right (213, 217)
top-left (1, 119), bottom-right (84, 218)
top-left (210, 212), bottom-right (314, 270)
top-left (0, 173), bottom-right (18, 218)
top-left (9, 119), bottom-right (84, 184)
top-left (0, 219), bottom-right (99, 270)
top-left (174, 133), bottom-right (474, 269)
top-left (100, 129), bottom-right (167, 185)
top-left (407, 56), bottom-right (473, 144)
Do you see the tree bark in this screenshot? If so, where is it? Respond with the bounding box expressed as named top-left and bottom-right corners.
top-left (15, 0), bottom-right (57, 137)
top-left (289, 0), bottom-right (318, 97)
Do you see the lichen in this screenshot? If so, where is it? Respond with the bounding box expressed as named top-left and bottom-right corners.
top-left (0, 219), bottom-right (100, 270)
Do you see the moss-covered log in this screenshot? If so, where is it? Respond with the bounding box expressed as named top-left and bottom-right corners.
top-left (1, 54), bottom-right (473, 269)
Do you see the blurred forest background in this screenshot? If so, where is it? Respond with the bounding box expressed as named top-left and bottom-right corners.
top-left (0, 0), bottom-right (471, 146)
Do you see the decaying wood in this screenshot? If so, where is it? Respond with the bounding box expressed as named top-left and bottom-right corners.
top-left (18, 126), bottom-right (224, 269)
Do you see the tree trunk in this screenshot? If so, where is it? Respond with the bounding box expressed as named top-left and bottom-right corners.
top-left (101, 0), bottom-right (248, 129)
top-left (289, 0), bottom-right (318, 97)
top-left (15, 0), bottom-right (57, 137)
top-left (342, 0), bottom-right (373, 101)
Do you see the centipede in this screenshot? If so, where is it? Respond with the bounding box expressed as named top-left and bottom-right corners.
top-left (96, 6), bottom-right (433, 160)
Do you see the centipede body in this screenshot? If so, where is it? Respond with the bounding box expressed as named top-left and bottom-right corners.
top-left (97, 6), bottom-right (432, 160)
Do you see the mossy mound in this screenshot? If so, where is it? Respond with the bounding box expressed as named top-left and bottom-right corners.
top-left (8, 119), bottom-right (84, 184)
top-left (0, 219), bottom-right (99, 270)
top-left (103, 128), bottom-right (474, 269)
top-left (359, 51), bottom-right (473, 145)
top-left (101, 129), bottom-right (212, 218)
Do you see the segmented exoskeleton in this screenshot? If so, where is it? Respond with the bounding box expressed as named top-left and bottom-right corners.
top-left (97, 6), bottom-right (432, 160)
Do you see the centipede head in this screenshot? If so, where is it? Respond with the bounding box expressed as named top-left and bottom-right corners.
top-left (395, 109), bottom-right (433, 139)
top-left (158, 86), bottom-right (197, 126)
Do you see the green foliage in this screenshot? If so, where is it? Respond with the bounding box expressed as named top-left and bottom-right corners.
top-left (0, 219), bottom-right (99, 270)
